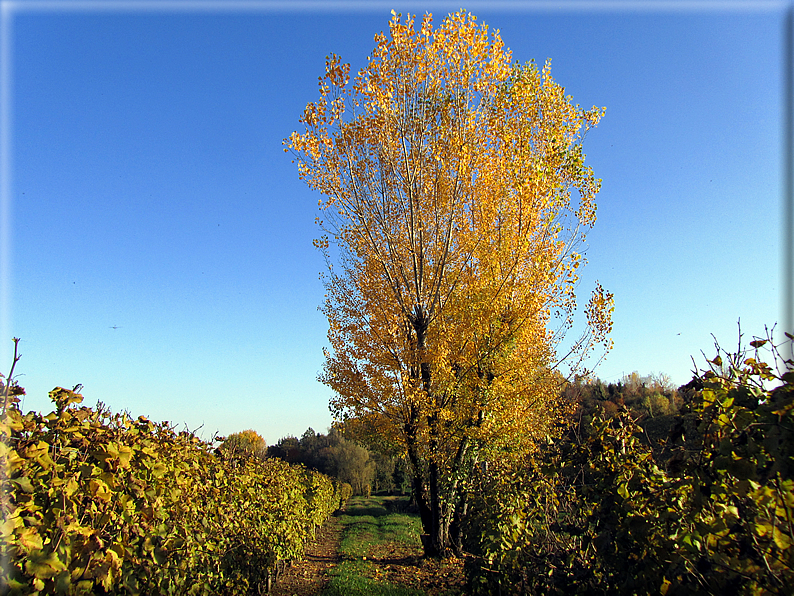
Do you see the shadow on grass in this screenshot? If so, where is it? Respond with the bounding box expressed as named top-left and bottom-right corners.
top-left (322, 496), bottom-right (429, 596)
top-left (336, 497), bottom-right (394, 518)
top-left (322, 561), bottom-right (425, 596)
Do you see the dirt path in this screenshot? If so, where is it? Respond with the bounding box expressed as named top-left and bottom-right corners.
top-left (270, 517), bottom-right (344, 596)
top-left (270, 499), bottom-right (466, 596)
top-left (270, 497), bottom-right (465, 596)
top-left (355, 542), bottom-right (467, 595)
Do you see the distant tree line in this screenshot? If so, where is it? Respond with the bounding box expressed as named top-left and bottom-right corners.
top-left (221, 371), bottom-right (689, 498)
top-left (562, 370), bottom-right (704, 449)
top-left (565, 370), bottom-right (681, 420)
top-left (261, 427), bottom-right (410, 497)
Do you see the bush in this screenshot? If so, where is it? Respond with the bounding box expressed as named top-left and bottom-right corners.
top-left (466, 329), bottom-right (794, 595)
top-left (339, 482), bottom-right (353, 508)
top-left (0, 382), bottom-right (341, 595)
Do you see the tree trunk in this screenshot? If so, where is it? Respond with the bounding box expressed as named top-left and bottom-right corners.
top-left (406, 441), bottom-right (432, 533)
top-left (426, 412), bottom-right (453, 557)
top-left (404, 404), bottom-right (432, 533)
top-left (410, 307), bottom-right (457, 558)
top-left (450, 495), bottom-right (467, 555)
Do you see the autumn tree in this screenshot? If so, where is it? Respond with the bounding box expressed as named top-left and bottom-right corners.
top-left (327, 438), bottom-right (376, 496)
top-left (219, 429), bottom-right (267, 461)
top-left (287, 10), bottom-right (613, 557)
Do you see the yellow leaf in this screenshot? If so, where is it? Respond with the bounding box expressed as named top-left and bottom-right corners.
top-left (773, 527), bottom-right (792, 550)
top-left (17, 526), bottom-right (44, 551)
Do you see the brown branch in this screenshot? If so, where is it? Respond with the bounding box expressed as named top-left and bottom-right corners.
top-left (2, 337), bottom-right (21, 418)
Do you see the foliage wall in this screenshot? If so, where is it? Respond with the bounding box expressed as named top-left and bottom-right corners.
top-left (0, 385), bottom-right (345, 595)
top-left (268, 427), bottom-right (409, 496)
top-left (466, 333), bottom-right (794, 595)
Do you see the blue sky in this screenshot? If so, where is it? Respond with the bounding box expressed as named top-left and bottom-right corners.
top-left (1, 1), bottom-right (786, 445)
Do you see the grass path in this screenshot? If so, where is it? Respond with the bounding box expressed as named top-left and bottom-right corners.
top-left (272, 496), bottom-right (466, 596)
top-left (322, 496), bottom-right (425, 596)
top-left (323, 496), bottom-right (465, 596)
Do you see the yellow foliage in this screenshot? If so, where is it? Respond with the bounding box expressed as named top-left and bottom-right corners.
top-left (288, 9), bottom-right (613, 554)
top-left (221, 429), bottom-right (267, 460)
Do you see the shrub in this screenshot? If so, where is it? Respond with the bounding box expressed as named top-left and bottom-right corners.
top-left (1, 381), bottom-right (342, 594)
top-left (466, 329), bottom-right (794, 595)
top-left (339, 482), bottom-right (353, 508)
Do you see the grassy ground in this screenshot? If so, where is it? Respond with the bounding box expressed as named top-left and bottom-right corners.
top-left (321, 496), bottom-right (427, 596)
top-left (272, 495), bottom-right (465, 596)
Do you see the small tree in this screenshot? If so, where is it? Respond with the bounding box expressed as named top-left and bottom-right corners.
top-left (323, 435), bottom-right (376, 495)
top-left (219, 429), bottom-right (267, 461)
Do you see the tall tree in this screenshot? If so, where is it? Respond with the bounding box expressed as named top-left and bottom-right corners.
top-left (287, 10), bottom-right (613, 557)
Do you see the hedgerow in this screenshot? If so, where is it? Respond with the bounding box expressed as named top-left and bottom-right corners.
top-left (1, 375), bottom-right (342, 595)
top-left (466, 329), bottom-right (794, 595)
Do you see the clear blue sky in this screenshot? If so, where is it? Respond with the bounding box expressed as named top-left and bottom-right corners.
top-left (1, 1), bottom-right (786, 445)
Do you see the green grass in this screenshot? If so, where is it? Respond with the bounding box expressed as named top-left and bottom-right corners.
top-left (322, 496), bottom-right (425, 596)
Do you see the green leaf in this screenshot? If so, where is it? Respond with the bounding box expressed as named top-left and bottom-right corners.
top-left (727, 458), bottom-right (756, 481)
top-left (151, 463), bottom-right (167, 478)
top-left (117, 444), bottom-right (133, 467)
top-left (24, 551), bottom-right (67, 580)
top-left (55, 569), bottom-right (71, 594)
top-left (11, 476), bottom-right (34, 493)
